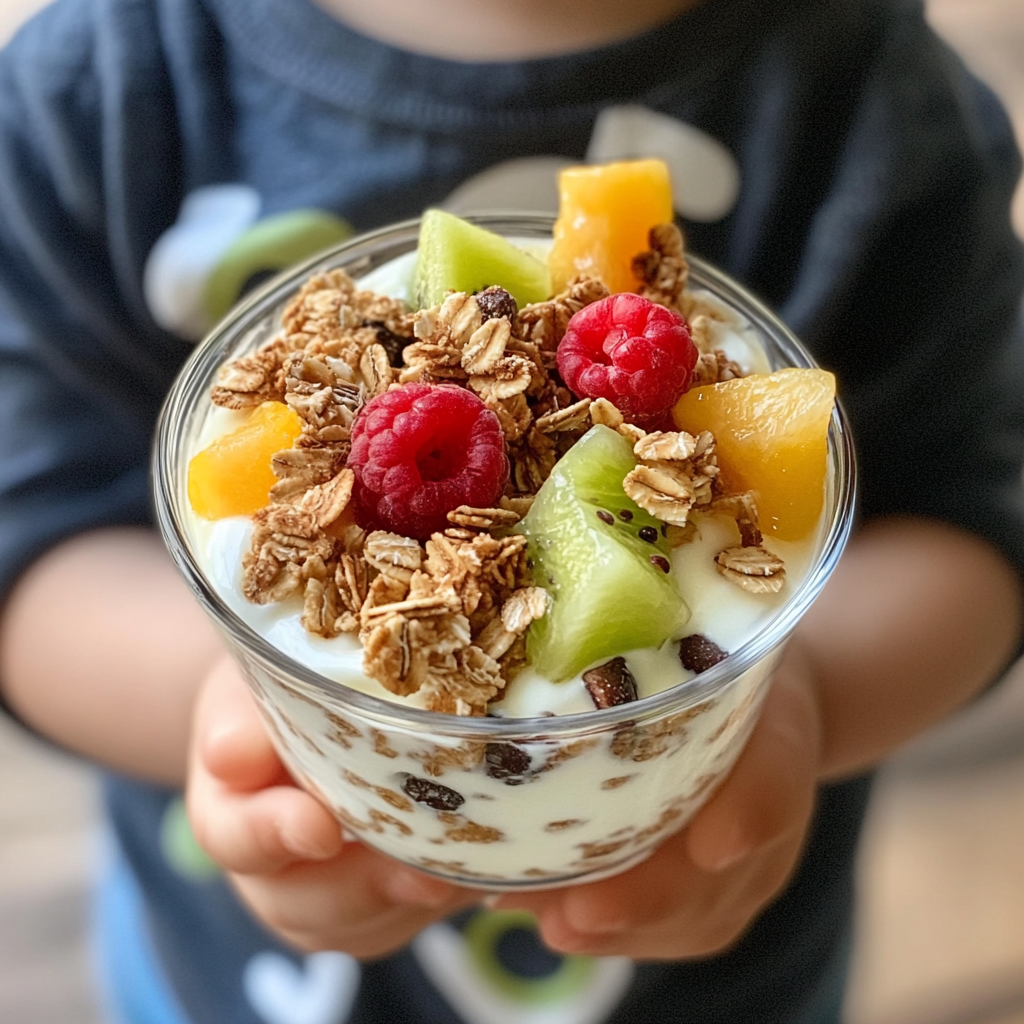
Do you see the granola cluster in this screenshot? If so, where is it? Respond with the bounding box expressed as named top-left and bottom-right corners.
top-left (212, 224), bottom-right (786, 713)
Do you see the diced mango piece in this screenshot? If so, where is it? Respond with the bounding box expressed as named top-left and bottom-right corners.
top-left (188, 402), bottom-right (303, 519)
top-left (672, 369), bottom-right (836, 542)
top-left (548, 159), bottom-right (674, 295)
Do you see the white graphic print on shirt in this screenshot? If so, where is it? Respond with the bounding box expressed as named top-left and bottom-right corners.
top-left (243, 951), bottom-right (360, 1024)
top-left (142, 107), bottom-right (740, 342)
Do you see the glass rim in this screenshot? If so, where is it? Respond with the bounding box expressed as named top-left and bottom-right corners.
top-left (153, 213), bottom-right (857, 740)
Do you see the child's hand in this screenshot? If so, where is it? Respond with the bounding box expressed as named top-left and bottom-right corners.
top-left (491, 645), bottom-right (824, 960)
top-left (186, 658), bottom-right (482, 958)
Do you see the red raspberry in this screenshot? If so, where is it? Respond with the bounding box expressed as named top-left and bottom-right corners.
top-left (348, 383), bottom-right (508, 539)
top-left (556, 293), bottom-right (698, 429)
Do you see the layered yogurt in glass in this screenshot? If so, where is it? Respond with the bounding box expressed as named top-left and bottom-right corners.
top-left (154, 214), bottom-right (855, 889)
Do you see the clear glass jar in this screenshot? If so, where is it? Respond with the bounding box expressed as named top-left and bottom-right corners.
top-left (154, 215), bottom-right (856, 889)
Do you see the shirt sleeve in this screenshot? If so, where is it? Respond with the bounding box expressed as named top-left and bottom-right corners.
top-left (0, 3), bottom-right (189, 614)
top-left (776, 11), bottom-right (1024, 608)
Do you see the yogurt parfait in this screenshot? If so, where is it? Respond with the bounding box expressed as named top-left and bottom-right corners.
top-left (154, 161), bottom-right (855, 889)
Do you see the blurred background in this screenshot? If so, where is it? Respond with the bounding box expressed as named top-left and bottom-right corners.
top-left (1, 1), bottom-right (1023, 1022)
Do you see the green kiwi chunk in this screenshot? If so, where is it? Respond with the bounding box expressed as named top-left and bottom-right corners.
top-left (518, 425), bottom-right (690, 682)
top-left (414, 210), bottom-right (551, 309)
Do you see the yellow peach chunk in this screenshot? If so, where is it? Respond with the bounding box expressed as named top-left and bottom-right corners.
top-left (672, 369), bottom-right (836, 542)
top-left (548, 159), bottom-right (674, 295)
top-left (188, 402), bottom-right (303, 519)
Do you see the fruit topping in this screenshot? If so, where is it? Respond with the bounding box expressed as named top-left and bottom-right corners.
top-left (583, 657), bottom-right (639, 709)
top-left (348, 383), bottom-right (509, 540)
top-left (549, 159), bottom-right (674, 295)
top-left (678, 634), bottom-right (729, 673)
top-left (400, 775), bottom-right (465, 811)
top-left (672, 368), bottom-right (835, 541)
top-left (198, 189), bottom-right (822, 718)
top-left (414, 210), bottom-right (551, 309)
top-left (188, 401), bottom-right (303, 519)
top-left (518, 424), bottom-right (689, 682)
top-left (557, 293), bottom-right (697, 430)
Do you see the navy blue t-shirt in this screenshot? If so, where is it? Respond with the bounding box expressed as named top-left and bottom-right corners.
top-left (1, 0), bottom-right (1023, 1022)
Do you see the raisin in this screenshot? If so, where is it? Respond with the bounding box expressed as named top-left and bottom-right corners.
top-left (583, 657), bottom-right (638, 709)
top-left (475, 286), bottom-right (518, 322)
top-left (485, 742), bottom-right (533, 785)
top-left (364, 320), bottom-right (406, 366)
top-left (678, 634), bottom-right (729, 673)
top-left (400, 774), bottom-right (465, 811)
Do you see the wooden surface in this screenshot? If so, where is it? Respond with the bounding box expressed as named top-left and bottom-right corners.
top-left (847, 665), bottom-right (1024, 1024)
top-left (1, 2), bottom-right (1023, 1023)
top-left (0, 716), bottom-right (101, 1024)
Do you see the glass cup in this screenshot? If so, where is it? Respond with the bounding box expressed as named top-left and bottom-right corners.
top-left (154, 215), bottom-right (856, 890)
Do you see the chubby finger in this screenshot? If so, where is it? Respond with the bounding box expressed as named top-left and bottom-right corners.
top-left (187, 665), bottom-right (343, 874)
top-left (528, 833), bottom-right (803, 959)
top-left (194, 658), bottom-right (285, 790)
top-left (686, 668), bottom-right (821, 873)
top-left (233, 846), bottom-right (482, 957)
top-left (264, 843), bottom-right (466, 918)
top-left (187, 764), bottom-right (345, 873)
